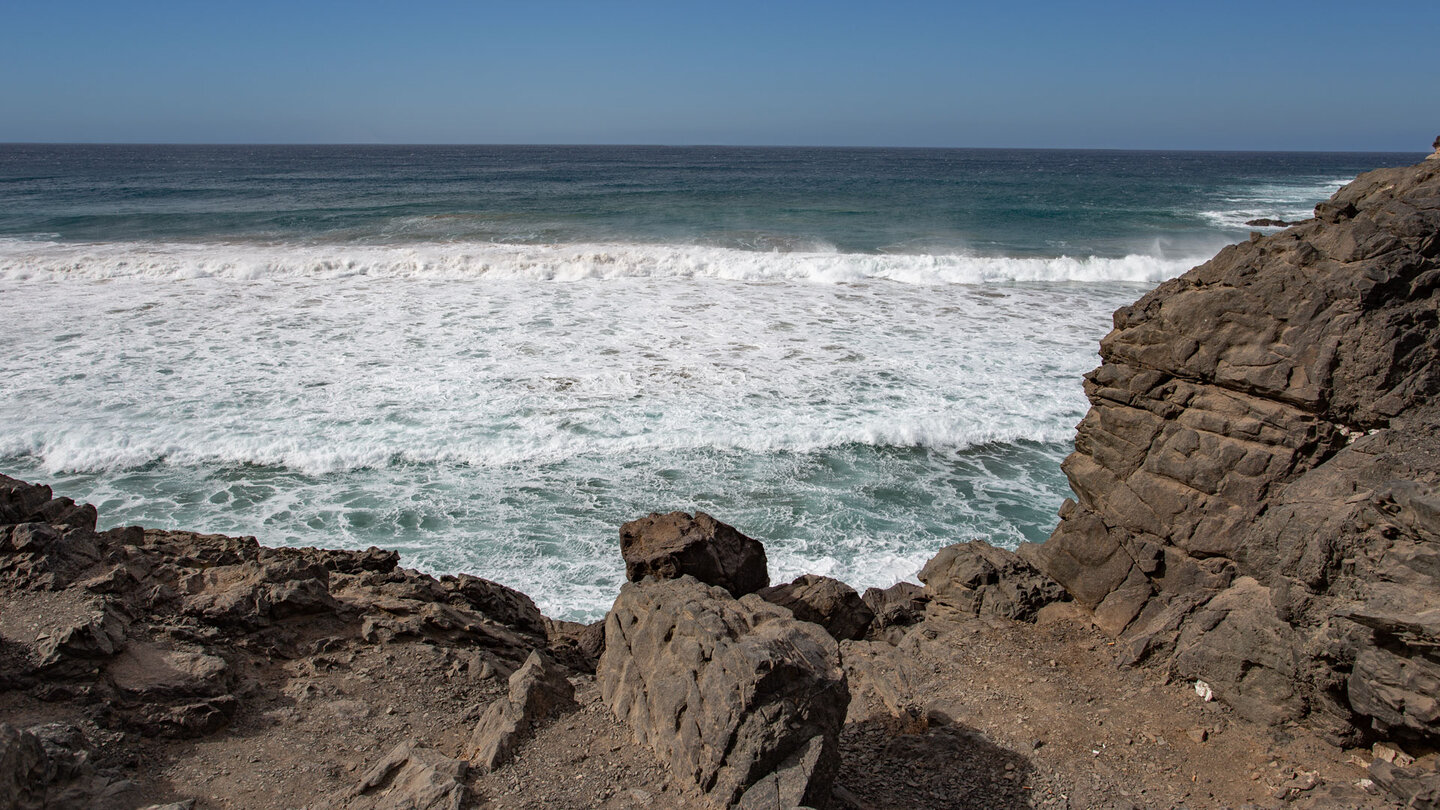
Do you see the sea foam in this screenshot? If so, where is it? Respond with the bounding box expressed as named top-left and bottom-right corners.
top-left (0, 238), bottom-right (1201, 285)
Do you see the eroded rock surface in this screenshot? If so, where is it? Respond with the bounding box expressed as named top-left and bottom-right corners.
top-left (599, 576), bottom-right (849, 809)
top-left (1024, 155), bottom-right (1440, 766)
top-left (918, 540), bottom-right (1065, 622)
top-left (619, 511), bottom-right (769, 597)
top-left (758, 574), bottom-right (875, 641)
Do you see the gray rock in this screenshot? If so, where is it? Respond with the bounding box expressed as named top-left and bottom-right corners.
top-left (599, 576), bottom-right (848, 809)
top-left (467, 650), bottom-right (576, 772)
top-left (1019, 153), bottom-right (1440, 766)
top-left (333, 739), bottom-right (468, 810)
top-left (620, 511), bottom-right (769, 597)
top-left (758, 574), bottom-right (875, 641)
top-left (918, 540), bottom-right (1065, 622)
top-left (0, 723), bottom-right (48, 809)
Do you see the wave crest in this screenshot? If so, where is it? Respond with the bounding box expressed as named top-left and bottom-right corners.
top-left (0, 238), bottom-right (1200, 285)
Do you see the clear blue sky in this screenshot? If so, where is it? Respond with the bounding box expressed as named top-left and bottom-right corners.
top-left (2, 0), bottom-right (1435, 150)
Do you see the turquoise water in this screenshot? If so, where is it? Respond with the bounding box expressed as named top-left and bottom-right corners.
top-left (0, 145), bottom-right (1422, 619)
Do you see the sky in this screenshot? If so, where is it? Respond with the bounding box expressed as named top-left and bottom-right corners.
top-left (2, 0), bottom-right (1436, 151)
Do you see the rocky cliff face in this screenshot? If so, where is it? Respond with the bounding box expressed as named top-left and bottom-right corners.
top-left (1026, 155), bottom-right (1440, 755)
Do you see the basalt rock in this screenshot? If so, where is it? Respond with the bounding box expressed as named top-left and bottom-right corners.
top-left (599, 576), bottom-right (849, 809)
top-left (0, 472), bottom-right (562, 744)
top-left (333, 739), bottom-right (469, 810)
top-left (467, 650), bottom-right (576, 772)
top-left (1024, 152), bottom-right (1440, 768)
top-left (918, 540), bottom-right (1065, 622)
top-left (619, 511), bottom-right (769, 597)
top-left (758, 574), bottom-right (875, 641)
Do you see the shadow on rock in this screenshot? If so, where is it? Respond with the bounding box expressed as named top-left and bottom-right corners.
top-left (834, 715), bottom-right (1034, 810)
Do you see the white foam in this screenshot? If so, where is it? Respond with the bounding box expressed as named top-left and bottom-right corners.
top-left (1, 257), bottom-right (1159, 619)
top-left (0, 238), bottom-right (1200, 285)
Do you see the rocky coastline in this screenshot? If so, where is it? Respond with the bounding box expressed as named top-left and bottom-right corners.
top-left (3, 148), bottom-right (1439, 809)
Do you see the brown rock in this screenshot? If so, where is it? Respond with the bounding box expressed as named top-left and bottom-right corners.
top-left (334, 739), bottom-right (468, 810)
top-left (599, 576), bottom-right (848, 808)
top-left (1021, 153), bottom-right (1440, 762)
top-left (758, 574), bottom-right (875, 641)
top-left (918, 540), bottom-right (1065, 622)
top-left (619, 511), bottom-right (769, 597)
top-left (467, 650), bottom-right (576, 772)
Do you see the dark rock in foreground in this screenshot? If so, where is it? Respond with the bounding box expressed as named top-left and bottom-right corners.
top-left (620, 511), bottom-right (769, 597)
top-left (598, 576), bottom-right (849, 809)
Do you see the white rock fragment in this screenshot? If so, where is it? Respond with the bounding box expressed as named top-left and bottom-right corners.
top-left (1194, 680), bottom-right (1215, 702)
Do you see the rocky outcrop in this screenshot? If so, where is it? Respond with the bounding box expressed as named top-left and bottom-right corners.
top-left (758, 574), bottom-right (875, 641)
top-left (1025, 154), bottom-right (1440, 756)
top-left (918, 540), bottom-right (1065, 622)
top-left (620, 511), bottom-right (769, 597)
top-left (0, 472), bottom-right (568, 805)
top-left (467, 650), bottom-right (576, 772)
top-left (598, 576), bottom-right (849, 809)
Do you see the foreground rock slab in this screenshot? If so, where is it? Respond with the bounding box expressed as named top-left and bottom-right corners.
top-left (599, 576), bottom-right (849, 809)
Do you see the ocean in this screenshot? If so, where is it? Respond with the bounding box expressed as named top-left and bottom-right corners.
top-left (0, 144), bottom-right (1422, 620)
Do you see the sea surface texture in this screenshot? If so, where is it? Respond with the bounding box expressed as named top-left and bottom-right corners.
top-left (0, 145), bottom-right (1420, 620)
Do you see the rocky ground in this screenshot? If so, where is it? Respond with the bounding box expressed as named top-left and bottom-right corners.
top-left (0, 478), bottom-right (1416, 809)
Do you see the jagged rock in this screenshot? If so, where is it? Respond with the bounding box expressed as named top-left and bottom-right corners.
top-left (333, 739), bottom-right (468, 810)
top-left (467, 650), bottom-right (576, 772)
top-left (759, 574), bottom-right (875, 641)
top-left (619, 511), bottom-right (769, 596)
top-left (442, 573), bottom-right (546, 635)
top-left (860, 582), bottom-right (929, 639)
top-left (182, 557), bottom-right (338, 628)
top-left (599, 576), bottom-right (848, 809)
top-left (918, 540), bottom-right (1065, 622)
top-left (1020, 151), bottom-right (1440, 772)
top-left (839, 639), bottom-right (921, 723)
top-left (0, 723), bottom-right (48, 809)
top-left (37, 605), bottom-right (129, 670)
top-left (1368, 759), bottom-right (1440, 809)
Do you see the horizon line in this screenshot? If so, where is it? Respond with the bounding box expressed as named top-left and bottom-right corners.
top-left (0, 141), bottom-right (1428, 155)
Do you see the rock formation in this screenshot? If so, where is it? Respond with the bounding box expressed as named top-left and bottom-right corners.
top-left (918, 540), bottom-right (1065, 622)
top-left (1024, 153), bottom-right (1440, 793)
top-left (757, 574), bottom-right (875, 641)
top-left (598, 576), bottom-right (849, 809)
top-left (619, 511), bottom-right (769, 597)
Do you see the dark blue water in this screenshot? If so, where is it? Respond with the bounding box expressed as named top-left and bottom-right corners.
top-left (0, 145), bottom-right (1422, 256)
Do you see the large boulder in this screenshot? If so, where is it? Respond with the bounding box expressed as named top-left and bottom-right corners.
top-left (599, 576), bottom-right (849, 809)
top-left (758, 574), bottom-right (875, 641)
top-left (1021, 150), bottom-right (1440, 767)
top-left (619, 511), bottom-right (769, 597)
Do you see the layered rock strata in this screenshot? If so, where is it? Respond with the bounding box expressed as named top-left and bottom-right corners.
top-left (1024, 155), bottom-right (1440, 771)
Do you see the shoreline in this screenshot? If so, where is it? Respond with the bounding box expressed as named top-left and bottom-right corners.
top-left (4, 147), bottom-right (1440, 808)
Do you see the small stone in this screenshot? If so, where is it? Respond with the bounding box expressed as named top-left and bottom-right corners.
top-left (1187, 728), bottom-right (1208, 744)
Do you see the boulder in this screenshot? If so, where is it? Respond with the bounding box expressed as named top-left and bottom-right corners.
top-left (599, 576), bottom-right (849, 809)
top-left (860, 582), bottom-right (929, 638)
top-left (758, 574), bottom-right (875, 641)
top-left (918, 540), bottom-right (1065, 622)
top-left (619, 511), bottom-right (769, 596)
top-left (467, 650), bottom-right (576, 772)
top-left (0, 723), bottom-right (48, 809)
